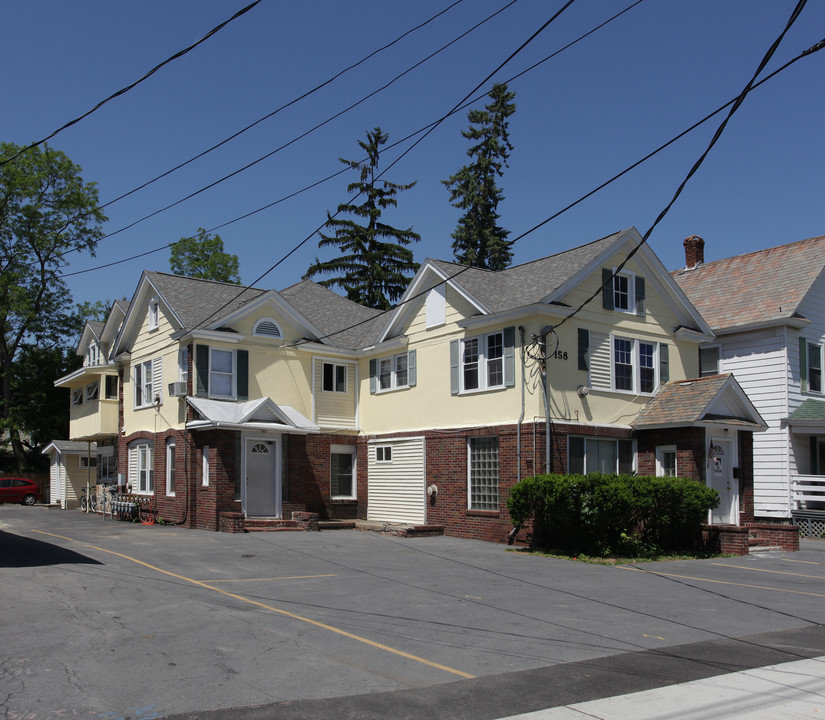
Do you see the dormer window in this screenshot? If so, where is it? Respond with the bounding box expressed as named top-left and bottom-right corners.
top-left (148, 298), bottom-right (160, 330)
top-left (253, 318), bottom-right (282, 338)
top-left (86, 342), bottom-right (100, 366)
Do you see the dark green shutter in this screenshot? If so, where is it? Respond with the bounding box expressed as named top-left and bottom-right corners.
top-left (503, 326), bottom-right (515, 387)
top-left (659, 343), bottom-right (669, 384)
top-left (578, 328), bottom-right (590, 371)
top-left (635, 277), bottom-right (646, 316)
top-left (407, 350), bottom-right (417, 387)
top-left (801, 337), bottom-right (808, 393)
top-left (450, 340), bottom-right (459, 395)
top-left (602, 268), bottom-right (614, 310)
top-left (237, 350), bottom-right (248, 401)
top-left (195, 345), bottom-right (209, 397)
top-left (369, 359), bottom-right (377, 393)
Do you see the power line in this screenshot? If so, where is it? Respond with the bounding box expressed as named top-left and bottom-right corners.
top-left (0, 1), bottom-right (262, 167)
top-left (96, 0), bottom-right (470, 213)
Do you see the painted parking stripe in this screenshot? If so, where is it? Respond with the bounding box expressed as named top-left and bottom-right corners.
top-left (711, 563), bottom-right (825, 580)
top-left (33, 530), bottom-right (475, 679)
top-left (195, 574), bottom-right (337, 583)
top-left (617, 566), bottom-right (825, 598)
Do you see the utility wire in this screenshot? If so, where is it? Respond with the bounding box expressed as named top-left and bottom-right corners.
top-left (189, 0), bottom-right (578, 332)
top-left (0, 1), bottom-right (262, 166)
top-left (97, 0), bottom-right (469, 212)
top-left (88, 0), bottom-right (524, 244)
top-left (60, 0), bottom-right (640, 276)
top-left (551, 0), bottom-right (811, 333)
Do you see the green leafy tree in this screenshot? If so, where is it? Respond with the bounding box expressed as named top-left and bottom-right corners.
top-left (170, 228), bottom-right (241, 283)
top-left (305, 127), bottom-right (420, 310)
top-left (443, 83), bottom-right (516, 270)
top-left (0, 141), bottom-right (106, 469)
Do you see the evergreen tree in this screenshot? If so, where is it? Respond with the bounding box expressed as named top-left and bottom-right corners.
top-left (306, 128), bottom-right (420, 310)
top-left (443, 83), bottom-right (516, 270)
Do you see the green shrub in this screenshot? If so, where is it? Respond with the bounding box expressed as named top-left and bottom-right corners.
top-left (507, 473), bottom-right (719, 556)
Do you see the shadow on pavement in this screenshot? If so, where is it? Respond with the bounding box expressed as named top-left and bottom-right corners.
top-left (0, 530), bottom-right (103, 568)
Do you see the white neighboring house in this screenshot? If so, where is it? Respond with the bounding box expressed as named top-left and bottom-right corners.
top-left (673, 234), bottom-right (825, 532)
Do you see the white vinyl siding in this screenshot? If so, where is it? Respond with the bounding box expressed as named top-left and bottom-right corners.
top-left (367, 437), bottom-right (425, 524)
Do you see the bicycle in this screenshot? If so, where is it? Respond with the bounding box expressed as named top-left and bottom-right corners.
top-left (79, 486), bottom-right (98, 513)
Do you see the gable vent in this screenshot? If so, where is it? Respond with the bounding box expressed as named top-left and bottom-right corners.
top-left (253, 319), bottom-right (282, 338)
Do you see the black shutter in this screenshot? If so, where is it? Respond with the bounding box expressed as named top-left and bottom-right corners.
top-left (578, 328), bottom-right (590, 371)
top-left (196, 345), bottom-right (209, 397)
top-left (237, 350), bottom-right (249, 400)
top-left (602, 268), bottom-right (614, 310)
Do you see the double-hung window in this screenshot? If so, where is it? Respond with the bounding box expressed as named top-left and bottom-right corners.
top-left (166, 438), bottom-right (176, 496)
top-left (700, 346), bottom-right (720, 377)
top-left (148, 298), bottom-right (160, 330)
top-left (613, 274), bottom-right (631, 311)
top-left (602, 269), bottom-right (645, 316)
top-left (809, 343), bottom-right (823, 393)
top-left (613, 337), bottom-right (658, 394)
top-left (330, 445), bottom-right (356, 499)
top-left (209, 349), bottom-right (234, 398)
top-left (134, 360), bottom-right (154, 407)
top-left (132, 443), bottom-right (154, 494)
top-left (569, 437), bottom-right (634, 475)
top-left (462, 332), bottom-right (503, 392)
top-left (377, 354), bottom-right (409, 391)
top-left (656, 445), bottom-right (678, 477)
top-left (468, 437), bottom-right (499, 511)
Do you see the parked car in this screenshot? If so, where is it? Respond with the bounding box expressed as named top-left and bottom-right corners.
top-left (0, 477), bottom-right (41, 505)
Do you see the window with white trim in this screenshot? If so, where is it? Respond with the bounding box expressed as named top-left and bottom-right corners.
top-left (209, 349), bottom-right (234, 398)
top-left (166, 438), bottom-right (176, 496)
top-left (322, 362), bottom-right (347, 393)
top-left (98, 454), bottom-right (115, 483)
top-left (699, 346), bottom-right (720, 377)
top-left (72, 388), bottom-right (84, 406)
top-left (613, 273), bottom-right (633, 311)
top-left (79, 455), bottom-right (97, 469)
top-left (568, 437), bottom-right (634, 475)
top-left (375, 446), bottom-right (392, 463)
top-left (105, 375), bottom-right (118, 399)
top-left (134, 359), bottom-right (155, 408)
top-left (178, 347), bottom-right (189, 383)
top-left (86, 342), bottom-right (100, 367)
top-left (462, 332), bottom-right (504, 392)
top-left (148, 298), bottom-right (159, 330)
top-left (133, 443), bottom-right (154, 494)
top-left (656, 445), bottom-right (678, 477)
top-left (330, 445), bottom-right (356, 499)
top-left (202, 445), bottom-right (210, 487)
top-left (468, 437), bottom-right (499, 511)
top-left (613, 337), bottom-right (658, 394)
top-left (378, 353), bottom-right (409, 391)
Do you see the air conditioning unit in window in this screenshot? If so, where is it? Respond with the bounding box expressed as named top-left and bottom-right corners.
top-left (168, 381), bottom-right (187, 397)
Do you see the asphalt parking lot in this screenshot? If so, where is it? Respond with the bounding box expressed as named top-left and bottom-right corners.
top-left (2, 504), bottom-right (825, 720)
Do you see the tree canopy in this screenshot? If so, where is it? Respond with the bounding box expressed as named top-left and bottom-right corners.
top-left (0, 141), bottom-right (106, 469)
top-left (443, 83), bottom-right (516, 271)
top-left (305, 127), bottom-right (420, 310)
top-left (170, 228), bottom-right (241, 283)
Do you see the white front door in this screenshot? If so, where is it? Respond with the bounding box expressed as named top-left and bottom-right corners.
top-left (708, 437), bottom-right (737, 524)
top-left (245, 438), bottom-right (280, 517)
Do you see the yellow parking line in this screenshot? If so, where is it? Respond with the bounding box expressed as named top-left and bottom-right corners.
top-left (711, 563), bottom-right (825, 580)
top-left (34, 530), bottom-right (475, 679)
top-left (784, 558), bottom-right (825, 566)
top-left (195, 574), bottom-right (337, 583)
top-left (617, 565), bottom-right (825, 598)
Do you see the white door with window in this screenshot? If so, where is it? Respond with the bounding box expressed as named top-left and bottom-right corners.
top-left (245, 438), bottom-right (280, 517)
top-left (708, 437), bottom-right (737, 524)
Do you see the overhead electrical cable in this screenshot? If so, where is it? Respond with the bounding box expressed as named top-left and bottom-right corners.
top-left (0, 0), bottom-right (262, 166)
top-left (97, 0), bottom-right (471, 212)
top-left (58, 0), bottom-right (641, 273)
top-left (85, 0), bottom-right (525, 244)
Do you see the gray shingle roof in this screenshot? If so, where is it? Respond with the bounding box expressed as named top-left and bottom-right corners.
top-left (430, 231), bottom-right (625, 313)
top-left (787, 398), bottom-right (825, 421)
top-left (671, 234), bottom-right (825, 331)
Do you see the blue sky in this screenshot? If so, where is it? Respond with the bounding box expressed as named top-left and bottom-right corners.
top-left (4, 0), bottom-right (824, 307)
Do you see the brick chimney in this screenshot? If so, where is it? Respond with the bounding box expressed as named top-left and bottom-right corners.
top-left (683, 235), bottom-right (705, 269)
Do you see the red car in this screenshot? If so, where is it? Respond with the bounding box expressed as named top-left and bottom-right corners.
top-left (0, 477), bottom-right (41, 505)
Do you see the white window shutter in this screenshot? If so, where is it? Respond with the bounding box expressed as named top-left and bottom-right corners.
top-left (152, 357), bottom-right (163, 404)
top-left (589, 331), bottom-right (611, 390)
top-left (128, 446), bottom-right (138, 491)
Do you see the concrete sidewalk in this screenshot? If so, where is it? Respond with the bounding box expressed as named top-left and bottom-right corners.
top-left (503, 655), bottom-right (825, 719)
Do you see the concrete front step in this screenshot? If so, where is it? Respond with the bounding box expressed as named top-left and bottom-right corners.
top-left (352, 520), bottom-right (445, 537)
top-left (318, 520), bottom-right (357, 530)
top-left (748, 544), bottom-right (785, 553)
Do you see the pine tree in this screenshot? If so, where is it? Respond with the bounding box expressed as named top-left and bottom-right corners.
top-left (443, 83), bottom-right (516, 271)
top-left (306, 128), bottom-right (420, 310)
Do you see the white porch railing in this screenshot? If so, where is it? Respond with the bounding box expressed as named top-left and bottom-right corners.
top-left (792, 474), bottom-right (825, 510)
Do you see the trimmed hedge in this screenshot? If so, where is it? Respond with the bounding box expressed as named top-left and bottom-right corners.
top-left (506, 473), bottom-right (719, 556)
